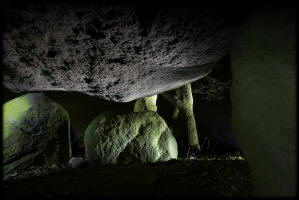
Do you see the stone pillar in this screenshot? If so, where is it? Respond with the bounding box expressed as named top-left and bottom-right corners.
top-left (230, 5), bottom-right (296, 197)
top-left (134, 95), bottom-right (157, 112)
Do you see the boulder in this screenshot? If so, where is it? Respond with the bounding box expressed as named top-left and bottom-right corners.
top-left (2, 3), bottom-right (242, 102)
top-left (230, 6), bottom-right (296, 197)
top-left (84, 111), bottom-right (178, 165)
top-left (3, 93), bottom-right (71, 175)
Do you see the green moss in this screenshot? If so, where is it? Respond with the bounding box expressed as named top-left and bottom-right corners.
top-left (134, 95), bottom-right (157, 112)
top-left (3, 94), bottom-right (32, 139)
top-left (144, 95), bottom-right (157, 112)
top-left (3, 93), bottom-right (71, 175)
top-left (85, 111), bottom-right (178, 165)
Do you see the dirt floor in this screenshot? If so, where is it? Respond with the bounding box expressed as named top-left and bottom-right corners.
top-left (3, 151), bottom-right (253, 199)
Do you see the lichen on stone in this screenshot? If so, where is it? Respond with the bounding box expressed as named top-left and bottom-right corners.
top-left (84, 111), bottom-right (178, 165)
top-left (3, 93), bottom-right (71, 176)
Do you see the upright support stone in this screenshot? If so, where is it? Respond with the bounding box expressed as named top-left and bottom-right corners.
top-left (180, 84), bottom-right (201, 154)
top-left (161, 83), bottom-right (201, 155)
top-left (230, 5), bottom-right (295, 197)
top-left (134, 95), bottom-right (157, 112)
top-left (169, 108), bottom-right (180, 133)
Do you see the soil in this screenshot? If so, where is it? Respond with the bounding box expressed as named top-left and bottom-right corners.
top-left (3, 151), bottom-right (253, 199)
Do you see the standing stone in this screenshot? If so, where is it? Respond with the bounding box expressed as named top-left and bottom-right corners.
top-left (230, 6), bottom-right (295, 197)
top-left (3, 93), bottom-right (71, 175)
top-left (84, 111), bottom-right (178, 165)
top-left (134, 95), bottom-right (158, 112)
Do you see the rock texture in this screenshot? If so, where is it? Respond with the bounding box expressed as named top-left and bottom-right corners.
top-left (3, 3), bottom-right (239, 102)
top-left (230, 6), bottom-right (296, 197)
top-left (3, 93), bottom-right (71, 175)
top-left (134, 95), bottom-right (158, 112)
top-left (84, 111), bottom-right (178, 165)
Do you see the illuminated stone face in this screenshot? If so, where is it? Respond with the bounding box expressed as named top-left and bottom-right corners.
top-left (85, 111), bottom-right (178, 165)
top-left (3, 93), bottom-right (71, 175)
top-left (3, 4), bottom-right (239, 102)
top-left (3, 94), bottom-right (32, 140)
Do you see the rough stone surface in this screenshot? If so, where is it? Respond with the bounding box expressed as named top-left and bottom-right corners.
top-left (134, 95), bottom-right (157, 112)
top-left (230, 6), bottom-right (296, 197)
top-left (3, 93), bottom-right (71, 175)
top-left (84, 111), bottom-right (178, 165)
top-left (3, 3), bottom-right (239, 102)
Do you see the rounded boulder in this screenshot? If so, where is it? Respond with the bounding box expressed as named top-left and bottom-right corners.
top-left (84, 111), bottom-right (178, 165)
top-left (3, 93), bottom-right (71, 175)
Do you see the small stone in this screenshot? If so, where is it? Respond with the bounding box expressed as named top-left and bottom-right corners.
top-left (69, 157), bottom-right (89, 169)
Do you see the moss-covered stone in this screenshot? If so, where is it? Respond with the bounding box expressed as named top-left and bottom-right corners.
top-left (84, 111), bottom-right (178, 165)
top-left (134, 95), bottom-right (158, 112)
top-left (230, 6), bottom-right (295, 197)
top-left (3, 93), bottom-right (71, 175)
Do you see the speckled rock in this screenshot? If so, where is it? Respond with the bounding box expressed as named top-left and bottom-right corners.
top-left (3, 93), bottom-right (71, 175)
top-left (230, 6), bottom-right (296, 197)
top-left (84, 111), bottom-right (178, 165)
top-left (3, 3), bottom-right (239, 102)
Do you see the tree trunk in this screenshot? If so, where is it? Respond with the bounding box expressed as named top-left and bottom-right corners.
top-left (134, 95), bottom-right (157, 112)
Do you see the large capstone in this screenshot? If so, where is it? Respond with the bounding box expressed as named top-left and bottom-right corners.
top-left (230, 6), bottom-right (295, 197)
top-left (2, 3), bottom-right (242, 102)
top-left (3, 93), bottom-right (71, 175)
top-left (84, 111), bottom-right (178, 165)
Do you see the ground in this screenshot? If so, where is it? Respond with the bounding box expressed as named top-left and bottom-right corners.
top-left (3, 151), bottom-right (253, 198)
